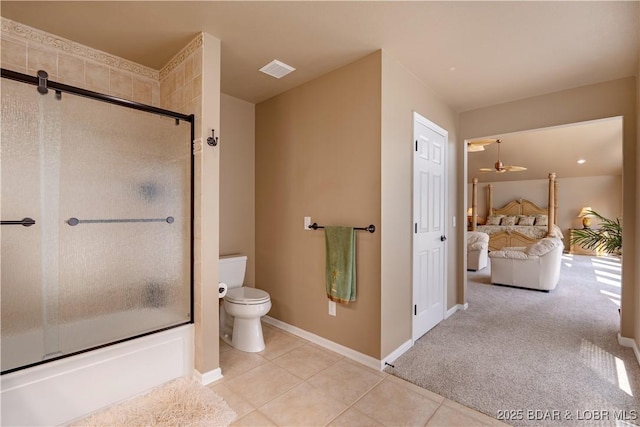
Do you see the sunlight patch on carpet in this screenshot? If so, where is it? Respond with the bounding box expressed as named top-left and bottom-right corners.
top-left (615, 358), bottom-right (633, 397)
top-left (71, 377), bottom-right (236, 427)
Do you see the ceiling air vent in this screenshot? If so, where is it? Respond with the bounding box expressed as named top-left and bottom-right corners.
top-left (259, 60), bottom-right (296, 79)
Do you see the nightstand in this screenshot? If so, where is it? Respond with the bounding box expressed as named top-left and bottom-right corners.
top-left (568, 228), bottom-right (604, 256)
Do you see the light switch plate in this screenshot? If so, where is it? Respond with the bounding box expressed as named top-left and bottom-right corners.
top-left (328, 300), bottom-right (336, 316)
top-left (304, 216), bottom-right (311, 231)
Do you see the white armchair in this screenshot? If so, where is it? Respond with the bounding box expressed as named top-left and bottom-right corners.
top-left (489, 238), bottom-right (564, 291)
top-left (467, 231), bottom-right (489, 271)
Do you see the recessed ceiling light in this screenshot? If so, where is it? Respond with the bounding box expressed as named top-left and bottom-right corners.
top-left (259, 60), bottom-right (296, 79)
top-left (577, 159), bottom-right (586, 164)
top-left (449, 66), bottom-right (456, 71)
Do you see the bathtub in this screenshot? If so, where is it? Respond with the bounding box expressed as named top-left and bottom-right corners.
top-left (1, 313), bottom-right (193, 426)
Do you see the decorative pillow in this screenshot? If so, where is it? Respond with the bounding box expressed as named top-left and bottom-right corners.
top-left (518, 216), bottom-right (535, 226)
top-left (486, 215), bottom-right (504, 226)
top-left (501, 216), bottom-right (517, 226)
top-left (535, 214), bottom-right (548, 226)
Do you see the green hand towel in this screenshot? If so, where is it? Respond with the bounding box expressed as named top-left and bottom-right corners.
top-left (325, 226), bottom-right (356, 304)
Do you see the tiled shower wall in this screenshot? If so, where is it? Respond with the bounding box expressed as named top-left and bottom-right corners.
top-left (1, 18), bottom-right (160, 105)
top-left (1, 17), bottom-right (203, 121)
top-left (159, 38), bottom-right (202, 127)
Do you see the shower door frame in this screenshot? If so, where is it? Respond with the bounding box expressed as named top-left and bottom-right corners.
top-left (0, 68), bottom-right (195, 375)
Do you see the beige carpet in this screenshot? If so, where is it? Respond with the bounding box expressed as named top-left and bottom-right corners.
top-left (71, 377), bottom-right (236, 427)
top-left (385, 254), bottom-right (640, 426)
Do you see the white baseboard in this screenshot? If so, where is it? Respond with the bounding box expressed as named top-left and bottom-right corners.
top-left (445, 303), bottom-right (468, 319)
top-left (382, 339), bottom-right (413, 370)
top-left (194, 367), bottom-right (223, 385)
top-left (263, 316), bottom-right (381, 371)
top-left (618, 333), bottom-right (640, 367)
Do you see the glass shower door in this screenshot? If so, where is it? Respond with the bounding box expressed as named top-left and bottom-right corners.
top-left (1, 78), bottom-right (62, 371)
top-left (56, 94), bottom-right (192, 353)
top-left (1, 75), bottom-right (192, 374)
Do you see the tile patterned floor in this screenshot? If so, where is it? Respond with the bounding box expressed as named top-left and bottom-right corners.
top-left (211, 323), bottom-right (509, 426)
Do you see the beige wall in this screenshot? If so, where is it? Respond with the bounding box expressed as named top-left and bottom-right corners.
top-left (256, 52), bottom-right (382, 358)
top-left (636, 7), bottom-right (640, 353)
top-left (380, 51), bottom-right (460, 358)
top-left (459, 77), bottom-right (637, 342)
top-left (220, 93), bottom-right (256, 286)
top-left (468, 175), bottom-right (623, 244)
top-left (255, 49), bottom-right (461, 361)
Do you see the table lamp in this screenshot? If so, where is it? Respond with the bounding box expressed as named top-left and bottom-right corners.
top-left (578, 207), bottom-right (593, 229)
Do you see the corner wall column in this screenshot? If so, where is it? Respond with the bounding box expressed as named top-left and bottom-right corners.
top-left (194, 32), bottom-right (222, 383)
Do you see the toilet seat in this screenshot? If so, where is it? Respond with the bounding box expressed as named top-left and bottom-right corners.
top-left (225, 287), bottom-right (270, 305)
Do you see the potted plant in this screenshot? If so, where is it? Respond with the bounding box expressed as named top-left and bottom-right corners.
top-left (569, 210), bottom-right (622, 255)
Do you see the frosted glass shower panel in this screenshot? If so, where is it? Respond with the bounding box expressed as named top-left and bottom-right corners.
top-left (1, 74), bottom-right (192, 373)
top-left (1, 79), bottom-right (61, 371)
top-left (58, 97), bottom-right (191, 351)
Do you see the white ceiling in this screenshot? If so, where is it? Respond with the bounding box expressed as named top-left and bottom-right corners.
top-left (1, 2), bottom-right (633, 182)
top-left (1, 1), bottom-right (638, 112)
top-left (467, 117), bottom-right (623, 183)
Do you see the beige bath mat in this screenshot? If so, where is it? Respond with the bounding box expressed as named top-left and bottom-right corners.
top-left (71, 377), bottom-right (236, 427)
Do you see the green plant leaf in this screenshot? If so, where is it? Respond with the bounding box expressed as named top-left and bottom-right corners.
top-left (569, 210), bottom-right (622, 254)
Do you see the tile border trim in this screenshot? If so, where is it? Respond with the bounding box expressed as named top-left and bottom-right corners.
top-left (159, 33), bottom-right (203, 81)
top-left (1, 17), bottom-right (159, 80)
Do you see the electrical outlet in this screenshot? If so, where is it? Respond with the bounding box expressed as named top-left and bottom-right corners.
top-left (328, 300), bottom-right (336, 316)
top-left (304, 216), bottom-right (311, 231)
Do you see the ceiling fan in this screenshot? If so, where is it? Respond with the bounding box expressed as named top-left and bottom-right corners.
top-left (479, 139), bottom-right (527, 173)
top-left (466, 138), bottom-right (496, 152)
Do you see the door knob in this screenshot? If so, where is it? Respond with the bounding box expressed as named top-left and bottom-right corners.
top-left (440, 235), bottom-right (447, 242)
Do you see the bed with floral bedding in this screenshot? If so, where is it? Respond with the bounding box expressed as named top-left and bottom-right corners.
top-left (470, 173), bottom-right (562, 251)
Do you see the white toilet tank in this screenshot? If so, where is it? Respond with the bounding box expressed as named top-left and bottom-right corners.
top-left (219, 255), bottom-right (247, 290)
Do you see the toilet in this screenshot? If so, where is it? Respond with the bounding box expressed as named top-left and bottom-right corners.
top-left (218, 255), bottom-right (271, 352)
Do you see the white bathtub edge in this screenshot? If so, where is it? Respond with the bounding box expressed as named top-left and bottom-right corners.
top-left (1, 324), bottom-right (194, 426)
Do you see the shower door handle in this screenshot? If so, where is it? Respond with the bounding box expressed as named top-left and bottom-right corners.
top-left (1, 217), bottom-right (36, 227)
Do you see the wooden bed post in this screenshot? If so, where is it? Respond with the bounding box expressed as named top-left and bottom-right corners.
top-left (471, 178), bottom-right (478, 231)
top-left (547, 173), bottom-right (556, 236)
top-left (487, 183), bottom-right (493, 217)
top-left (554, 179), bottom-right (559, 226)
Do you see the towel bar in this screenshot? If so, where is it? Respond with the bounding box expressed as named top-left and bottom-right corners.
top-left (308, 222), bottom-right (375, 233)
top-left (67, 216), bottom-right (174, 226)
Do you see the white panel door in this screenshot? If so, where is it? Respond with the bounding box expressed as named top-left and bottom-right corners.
top-left (412, 112), bottom-right (447, 342)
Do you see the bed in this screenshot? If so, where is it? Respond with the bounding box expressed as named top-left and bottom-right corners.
top-left (470, 173), bottom-right (563, 251)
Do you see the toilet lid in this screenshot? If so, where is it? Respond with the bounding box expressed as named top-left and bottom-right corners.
top-left (225, 287), bottom-right (270, 304)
